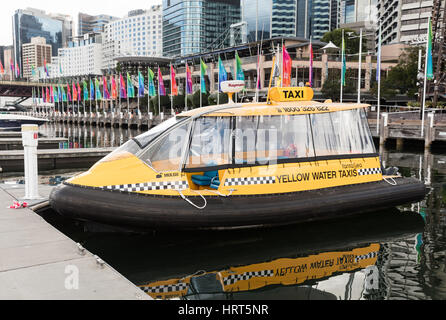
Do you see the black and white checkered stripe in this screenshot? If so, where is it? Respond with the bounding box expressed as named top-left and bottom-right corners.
top-left (140, 282), bottom-right (188, 294)
top-left (355, 251), bottom-right (378, 263)
top-left (223, 270), bottom-right (274, 286)
top-left (102, 180), bottom-right (189, 192)
top-left (357, 168), bottom-right (382, 176)
top-left (224, 176), bottom-right (276, 187)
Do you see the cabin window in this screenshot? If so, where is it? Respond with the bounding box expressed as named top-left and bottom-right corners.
top-left (310, 109), bottom-right (375, 156)
top-left (133, 116), bottom-right (187, 149)
top-left (235, 115), bottom-right (315, 165)
top-left (186, 117), bottom-right (232, 169)
top-left (138, 120), bottom-right (191, 172)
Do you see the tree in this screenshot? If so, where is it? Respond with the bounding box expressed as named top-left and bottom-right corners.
top-left (370, 46), bottom-right (421, 99)
top-left (321, 28), bottom-right (367, 54)
top-left (321, 69), bottom-right (356, 100)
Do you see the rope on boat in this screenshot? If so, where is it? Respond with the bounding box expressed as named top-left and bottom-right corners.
top-left (383, 176), bottom-right (398, 186)
top-left (177, 189), bottom-right (207, 210)
top-left (177, 188), bottom-right (236, 210)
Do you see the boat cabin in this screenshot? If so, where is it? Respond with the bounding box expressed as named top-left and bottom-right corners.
top-left (68, 86), bottom-right (382, 197)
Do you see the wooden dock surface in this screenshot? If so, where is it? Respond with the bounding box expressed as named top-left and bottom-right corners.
top-left (0, 183), bottom-right (150, 300)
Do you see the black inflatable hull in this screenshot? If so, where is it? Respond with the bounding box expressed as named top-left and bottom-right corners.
top-left (49, 178), bottom-right (427, 230)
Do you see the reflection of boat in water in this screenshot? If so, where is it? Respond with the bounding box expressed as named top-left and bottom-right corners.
top-left (132, 210), bottom-right (424, 300)
top-left (50, 84), bottom-right (426, 230)
top-left (0, 113), bottom-right (48, 131)
top-left (47, 208), bottom-right (423, 300)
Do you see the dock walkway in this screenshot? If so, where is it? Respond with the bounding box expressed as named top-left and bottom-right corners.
top-left (0, 147), bottom-right (115, 173)
top-left (0, 184), bottom-right (150, 300)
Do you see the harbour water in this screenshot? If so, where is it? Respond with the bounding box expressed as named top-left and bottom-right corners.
top-left (38, 122), bottom-right (141, 149)
top-left (8, 123), bottom-right (446, 300)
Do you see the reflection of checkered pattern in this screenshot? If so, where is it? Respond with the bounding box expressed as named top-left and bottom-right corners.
top-left (355, 251), bottom-right (378, 263)
top-left (358, 168), bottom-right (382, 176)
top-left (224, 176), bottom-right (276, 187)
top-left (223, 270), bottom-right (274, 286)
top-left (102, 180), bottom-right (189, 192)
top-left (140, 282), bottom-right (188, 294)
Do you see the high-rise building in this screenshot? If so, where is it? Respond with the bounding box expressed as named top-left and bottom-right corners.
top-left (377, 0), bottom-right (433, 46)
top-left (54, 33), bottom-right (103, 78)
top-left (163, 0), bottom-right (241, 57)
top-left (21, 37), bottom-right (52, 79)
top-left (243, 0), bottom-right (337, 41)
top-left (78, 13), bottom-right (118, 36)
top-left (12, 8), bottom-right (73, 73)
top-left (242, 0), bottom-right (272, 42)
top-left (103, 5), bottom-right (163, 67)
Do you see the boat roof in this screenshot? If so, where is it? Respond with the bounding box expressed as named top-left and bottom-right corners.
top-left (178, 100), bottom-right (370, 118)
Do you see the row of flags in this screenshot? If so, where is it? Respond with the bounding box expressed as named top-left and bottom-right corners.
top-left (31, 44), bottom-right (315, 106)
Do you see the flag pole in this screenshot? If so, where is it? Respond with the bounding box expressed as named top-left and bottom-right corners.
top-left (217, 57), bottom-right (220, 106)
top-left (421, 17), bottom-right (431, 137)
top-left (170, 63), bottom-right (174, 115)
top-left (266, 55), bottom-right (276, 104)
top-left (340, 29), bottom-right (344, 103)
top-left (377, 24), bottom-right (382, 135)
top-left (185, 61), bottom-right (188, 112)
top-left (158, 66), bottom-right (161, 116)
top-left (137, 67), bottom-right (140, 117)
top-left (357, 28), bottom-right (363, 104)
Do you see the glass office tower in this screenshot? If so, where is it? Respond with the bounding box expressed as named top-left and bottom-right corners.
top-left (163, 0), bottom-right (241, 57)
top-left (13, 8), bottom-right (68, 73)
top-left (242, 0), bottom-right (272, 42)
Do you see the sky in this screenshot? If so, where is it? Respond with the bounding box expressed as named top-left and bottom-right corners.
top-left (0, 0), bottom-right (162, 45)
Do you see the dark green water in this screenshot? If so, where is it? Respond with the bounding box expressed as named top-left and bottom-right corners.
top-left (35, 141), bottom-right (446, 300)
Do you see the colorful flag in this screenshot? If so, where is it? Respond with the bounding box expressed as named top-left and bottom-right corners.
top-left (282, 46), bottom-right (292, 87)
top-left (0, 60), bottom-right (4, 74)
top-left (309, 40), bottom-right (314, 87)
top-left (127, 73), bottom-right (135, 98)
top-left (119, 74), bottom-right (127, 98)
top-left (426, 18), bottom-right (434, 81)
top-left (256, 52), bottom-right (262, 90)
top-left (200, 59), bottom-right (207, 94)
top-left (50, 86), bottom-right (54, 103)
top-left (54, 86), bottom-right (59, 103)
top-left (43, 59), bottom-right (49, 77)
top-left (103, 76), bottom-right (110, 99)
top-left (46, 87), bottom-right (50, 103)
top-left (235, 52), bottom-right (244, 81)
top-left (10, 59), bottom-right (14, 77)
top-left (61, 85), bottom-right (67, 102)
top-left (218, 56), bottom-right (228, 92)
top-left (138, 71), bottom-right (145, 97)
top-left (170, 65), bottom-right (178, 96)
top-left (342, 33), bottom-right (347, 86)
top-left (67, 83), bottom-right (72, 102)
top-left (72, 83), bottom-right (77, 101)
top-left (148, 68), bottom-right (156, 97)
top-left (186, 63), bottom-right (193, 94)
top-left (83, 81), bottom-right (88, 101)
top-left (95, 78), bottom-right (102, 100)
top-left (77, 82), bottom-right (81, 101)
top-left (90, 79), bottom-right (95, 100)
top-left (111, 76), bottom-right (118, 99)
top-left (15, 61), bottom-right (20, 78)
top-left (158, 67), bottom-right (166, 96)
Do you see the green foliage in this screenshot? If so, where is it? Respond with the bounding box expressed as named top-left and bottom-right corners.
top-left (149, 95), bottom-right (171, 115)
top-left (208, 93), bottom-right (229, 105)
top-left (321, 68), bottom-right (355, 100)
top-left (370, 46), bottom-right (422, 99)
top-left (188, 90), bottom-right (209, 108)
top-left (321, 28), bottom-right (367, 54)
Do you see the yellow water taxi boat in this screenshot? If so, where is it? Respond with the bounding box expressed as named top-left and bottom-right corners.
top-left (50, 83), bottom-right (426, 230)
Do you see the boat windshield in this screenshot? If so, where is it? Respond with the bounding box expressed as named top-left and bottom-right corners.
top-left (133, 116), bottom-right (187, 149)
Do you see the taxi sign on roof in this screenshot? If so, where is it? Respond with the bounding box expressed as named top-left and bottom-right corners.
top-left (269, 87), bottom-right (314, 102)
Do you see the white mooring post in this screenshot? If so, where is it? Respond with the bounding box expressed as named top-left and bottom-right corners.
top-left (21, 124), bottom-right (40, 200)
